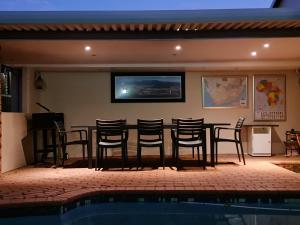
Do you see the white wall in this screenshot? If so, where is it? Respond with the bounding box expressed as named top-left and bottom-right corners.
top-left (1, 112), bottom-right (27, 173)
top-left (27, 70), bottom-right (300, 157)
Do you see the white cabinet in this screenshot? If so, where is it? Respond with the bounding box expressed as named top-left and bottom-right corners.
top-left (248, 126), bottom-right (272, 156)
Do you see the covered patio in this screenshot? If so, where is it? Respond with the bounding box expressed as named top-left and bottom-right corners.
top-left (0, 2), bottom-right (300, 216)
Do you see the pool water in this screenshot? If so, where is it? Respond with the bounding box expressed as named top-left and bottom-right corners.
top-left (275, 163), bottom-right (300, 173)
top-left (0, 202), bottom-right (299, 225)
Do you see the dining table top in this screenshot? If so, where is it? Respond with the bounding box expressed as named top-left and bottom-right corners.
top-left (72, 122), bottom-right (231, 129)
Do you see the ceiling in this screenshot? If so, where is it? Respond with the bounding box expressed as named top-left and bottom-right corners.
top-left (1, 37), bottom-right (300, 71)
top-left (1, 9), bottom-right (300, 71)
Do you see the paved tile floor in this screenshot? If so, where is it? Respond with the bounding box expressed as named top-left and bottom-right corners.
top-left (0, 155), bottom-right (299, 208)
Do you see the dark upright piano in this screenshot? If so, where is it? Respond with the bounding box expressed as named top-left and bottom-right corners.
top-left (32, 103), bottom-right (64, 165)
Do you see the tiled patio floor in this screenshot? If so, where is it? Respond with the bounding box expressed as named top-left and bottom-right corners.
top-left (0, 155), bottom-right (299, 209)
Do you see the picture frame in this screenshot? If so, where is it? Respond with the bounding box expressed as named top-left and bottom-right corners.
top-left (253, 74), bottom-right (286, 121)
top-left (202, 75), bottom-right (248, 108)
top-left (111, 72), bottom-right (185, 103)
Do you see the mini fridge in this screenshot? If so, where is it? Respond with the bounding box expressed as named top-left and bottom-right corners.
top-left (248, 126), bottom-right (272, 156)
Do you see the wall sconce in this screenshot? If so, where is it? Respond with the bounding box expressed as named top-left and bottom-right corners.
top-left (34, 72), bottom-right (45, 90)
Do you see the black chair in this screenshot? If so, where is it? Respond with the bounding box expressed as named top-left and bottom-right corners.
top-left (137, 119), bottom-right (164, 170)
top-left (96, 119), bottom-right (128, 171)
top-left (172, 118), bottom-right (206, 170)
top-left (171, 118), bottom-right (194, 160)
top-left (54, 121), bottom-right (88, 167)
top-left (214, 117), bottom-right (246, 165)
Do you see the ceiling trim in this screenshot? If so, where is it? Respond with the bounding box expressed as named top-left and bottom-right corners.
top-left (1, 27), bottom-right (300, 40)
top-left (10, 60), bottom-right (300, 71)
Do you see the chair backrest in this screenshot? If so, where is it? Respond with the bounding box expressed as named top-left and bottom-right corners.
top-left (53, 120), bottom-right (66, 136)
top-left (171, 118), bottom-right (177, 125)
top-left (54, 120), bottom-right (65, 131)
top-left (176, 118), bottom-right (204, 140)
top-left (171, 118), bottom-right (192, 125)
top-left (53, 120), bottom-right (67, 144)
top-left (137, 119), bottom-right (164, 141)
top-left (235, 117), bottom-right (246, 129)
top-left (96, 119), bottom-right (126, 142)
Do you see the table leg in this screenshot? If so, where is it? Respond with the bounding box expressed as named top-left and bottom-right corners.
top-left (51, 129), bottom-right (57, 165)
top-left (33, 130), bottom-right (38, 164)
top-left (88, 127), bottom-right (93, 169)
top-left (209, 125), bottom-right (215, 167)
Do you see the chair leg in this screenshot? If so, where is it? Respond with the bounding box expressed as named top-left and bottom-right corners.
top-left (121, 146), bottom-right (125, 171)
top-left (176, 146), bottom-right (180, 170)
top-left (95, 146), bottom-right (99, 171)
top-left (100, 146), bottom-right (104, 170)
top-left (125, 143), bottom-right (128, 162)
top-left (136, 145), bottom-right (141, 170)
top-left (160, 146), bottom-right (165, 170)
top-left (239, 141), bottom-right (246, 165)
top-left (61, 146), bottom-right (66, 167)
top-left (235, 142), bottom-right (241, 162)
top-left (105, 148), bottom-right (108, 159)
top-left (202, 145), bottom-right (207, 170)
top-left (197, 146), bottom-right (200, 164)
top-left (82, 144), bottom-right (85, 160)
top-left (172, 142), bottom-right (175, 160)
top-left (53, 145), bottom-right (57, 166)
top-left (173, 143), bottom-right (178, 161)
top-left (192, 147), bottom-right (195, 158)
top-left (215, 141), bottom-right (218, 165)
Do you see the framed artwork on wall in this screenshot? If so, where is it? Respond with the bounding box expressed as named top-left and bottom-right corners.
top-left (202, 75), bottom-right (248, 108)
top-left (253, 75), bottom-right (286, 121)
top-left (111, 72), bottom-right (185, 103)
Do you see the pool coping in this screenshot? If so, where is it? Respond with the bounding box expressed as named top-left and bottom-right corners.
top-left (1, 190), bottom-right (300, 217)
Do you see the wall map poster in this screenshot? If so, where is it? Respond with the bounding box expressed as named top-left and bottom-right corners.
top-left (202, 76), bottom-right (247, 108)
top-left (253, 75), bottom-right (286, 121)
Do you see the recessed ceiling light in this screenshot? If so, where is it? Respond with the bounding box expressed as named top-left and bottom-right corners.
top-left (263, 43), bottom-right (270, 48)
top-left (176, 28), bottom-right (180, 31)
top-left (185, 28), bottom-right (189, 31)
top-left (251, 51), bottom-right (257, 56)
top-left (85, 46), bottom-right (91, 51)
top-left (175, 45), bottom-right (182, 51)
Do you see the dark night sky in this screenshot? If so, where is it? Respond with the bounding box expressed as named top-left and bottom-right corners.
top-left (0, 0), bottom-right (273, 11)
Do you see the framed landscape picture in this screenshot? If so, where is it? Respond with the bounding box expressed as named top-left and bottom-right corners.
top-left (111, 72), bottom-right (185, 103)
top-left (202, 75), bottom-right (248, 108)
top-left (253, 75), bottom-right (286, 121)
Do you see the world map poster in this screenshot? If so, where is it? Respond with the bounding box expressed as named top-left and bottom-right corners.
top-left (202, 76), bottom-right (248, 108)
top-left (254, 75), bottom-right (286, 121)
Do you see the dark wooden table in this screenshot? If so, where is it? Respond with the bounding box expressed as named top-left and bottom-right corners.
top-left (72, 122), bottom-right (230, 169)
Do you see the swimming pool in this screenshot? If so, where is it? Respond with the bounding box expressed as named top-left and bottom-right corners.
top-left (0, 201), bottom-right (299, 225)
